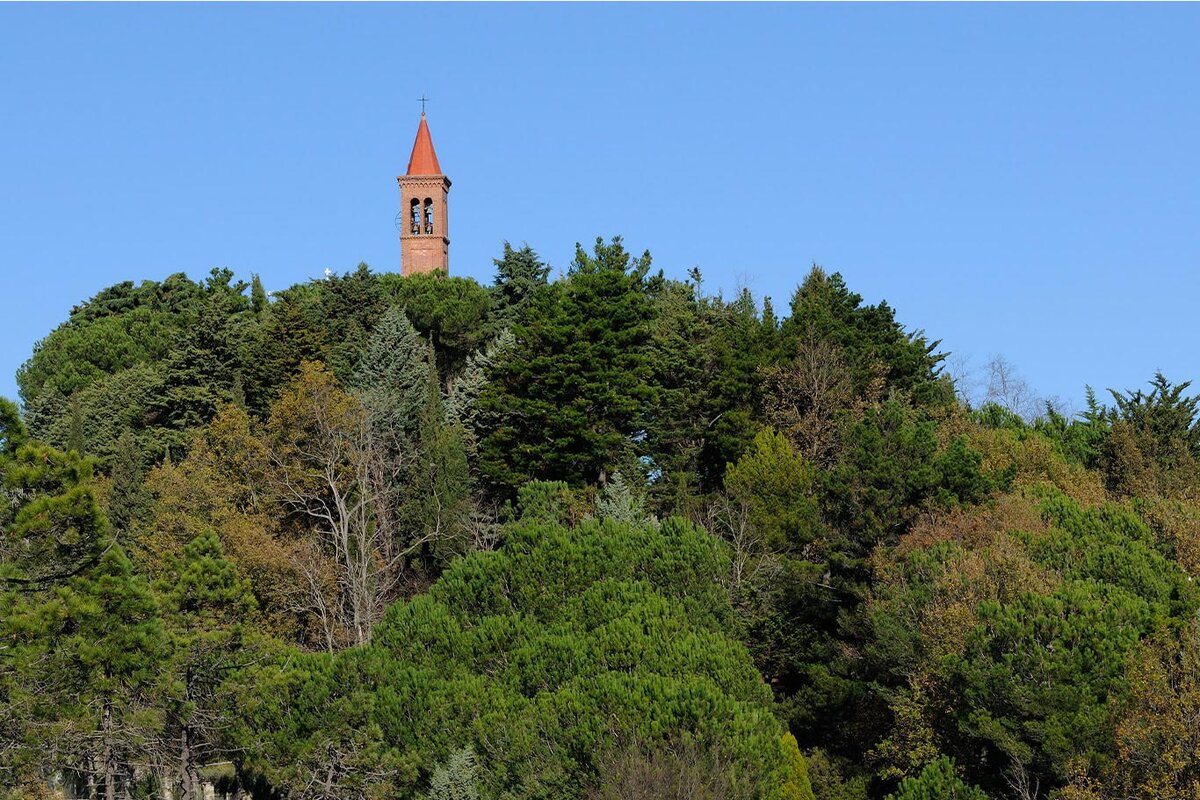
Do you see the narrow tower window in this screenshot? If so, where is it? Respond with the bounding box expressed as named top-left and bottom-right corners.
top-left (409, 198), bottom-right (420, 234)
top-left (424, 198), bottom-right (434, 234)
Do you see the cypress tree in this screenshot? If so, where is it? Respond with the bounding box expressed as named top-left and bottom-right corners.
top-left (250, 273), bottom-right (268, 315)
top-left (67, 393), bottom-right (85, 455)
top-left (107, 428), bottom-right (148, 534)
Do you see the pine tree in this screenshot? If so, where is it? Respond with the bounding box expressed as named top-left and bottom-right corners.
top-left (1, 442), bottom-right (108, 584)
top-left (0, 396), bottom-right (26, 455)
top-left (57, 546), bottom-right (164, 800)
top-left (158, 531), bottom-right (257, 800)
top-left (695, 286), bottom-right (779, 489)
top-left (317, 263), bottom-right (389, 382)
top-left (246, 294), bottom-right (324, 412)
top-left (885, 757), bottom-right (988, 800)
top-left (1, 439), bottom-right (116, 791)
top-left (381, 272), bottom-right (494, 384)
top-left (783, 267), bottom-right (944, 401)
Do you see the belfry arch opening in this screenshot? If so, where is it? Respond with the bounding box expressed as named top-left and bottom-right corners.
top-left (423, 198), bottom-right (434, 234)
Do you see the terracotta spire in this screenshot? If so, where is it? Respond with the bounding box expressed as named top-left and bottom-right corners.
top-left (405, 113), bottom-right (442, 176)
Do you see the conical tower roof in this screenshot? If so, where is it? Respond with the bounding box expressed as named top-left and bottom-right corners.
top-left (405, 113), bottom-right (442, 176)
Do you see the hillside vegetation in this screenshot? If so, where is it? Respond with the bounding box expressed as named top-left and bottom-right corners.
top-left (3, 237), bottom-right (1199, 800)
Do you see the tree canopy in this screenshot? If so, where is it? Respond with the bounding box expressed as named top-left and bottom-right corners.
top-left (5, 239), bottom-right (1200, 800)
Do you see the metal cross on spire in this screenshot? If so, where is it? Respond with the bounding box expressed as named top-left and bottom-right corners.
top-left (417, 94), bottom-right (430, 115)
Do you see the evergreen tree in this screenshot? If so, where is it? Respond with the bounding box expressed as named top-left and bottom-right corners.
top-left (152, 294), bottom-right (244, 443)
top-left (698, 287), bottom-right (780, 488)
top-left (55, 546), bottom-right (164, 800)
top-left (783, 267), bottom-right (945, 403)
top-left (1100, 372), bottom-right (1200, 496)
top-left (21, 384), bottom-right (67, 449)
top-left (724, 428), bottom-right (822, 553)
top-left (380, 272), bottom-right (494, 384)
top-left (158, 531), bottom-right (257, 800)
top-left (477, 236), bottom-right (658, 495)
top-left (230, 513), bottom-right (810, 800)
top-left (515, 479), bottom-right (577, 525)
top-left (406, 359), bottom-right (474, 563)
top-left (642, 278), bottom-right (721, 507)
top-left (67, 393), bottom-right (85, 454)
top-left (446, 330), bottom-right (514, 462)
top-left (245, 294), bottom-right (324, 412)
top-left (426, 747), bottom-right (484, 800)
top-left (596, 470), bottom-right (651, 528)
top-left (38, 364), bottom-right (163, 465)
top-left (885, 757), bottom-right (988, 800)
top-left (0, 436), bottom-right (127, 794)
top-left (491, 241), bottom-right (550, 326)
top-left (1, 442), bottom-right (108, 584)
top-left (315, 263), bottom-right (389, 383)
top-left (250, 273), bottom-right (269, 315)
top-left (1108, 372), bottom-right (1200, 456)
top-left (0, 397), bottom-right (26, 455)
top-left (353, 305), bottom-right (435, 448)
top-left (107, 428), bottom-right (148, 534)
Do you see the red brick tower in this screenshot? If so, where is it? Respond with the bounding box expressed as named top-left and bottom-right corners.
top-left (398, 112), bottom-right (451, 275)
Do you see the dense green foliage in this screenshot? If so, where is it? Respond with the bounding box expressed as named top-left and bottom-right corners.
top-left (476, 238), bottom-right (658, 493)
top-left (228, 512), bottom-right (809, 799)
top-left (4, 236), bottom-right (1200, 799)
top-left (885, 758), bottom-right (987, 800)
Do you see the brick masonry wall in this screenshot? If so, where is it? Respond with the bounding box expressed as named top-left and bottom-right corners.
top-left (398, 173), bottom-right (451, 275)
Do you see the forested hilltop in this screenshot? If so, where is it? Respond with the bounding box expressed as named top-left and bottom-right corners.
top-left (3, 237), bottom-right (1199, 800)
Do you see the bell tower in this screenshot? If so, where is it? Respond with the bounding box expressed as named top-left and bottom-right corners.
top-left (398, 111), bottom-right (451, 275)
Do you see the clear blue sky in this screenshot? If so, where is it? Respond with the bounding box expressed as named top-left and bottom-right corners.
top-left (2, 4), bottom-right (1198, 410)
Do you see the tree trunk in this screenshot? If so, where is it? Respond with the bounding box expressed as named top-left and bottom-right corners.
top-left (85, 755), bottom-right (97, 800)
top-left (102, 697), bottom-right (116, 800)
top-left (180, 726), bottom-right (193, 800)
top-left (180, 668), bottom-right (201, 800)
